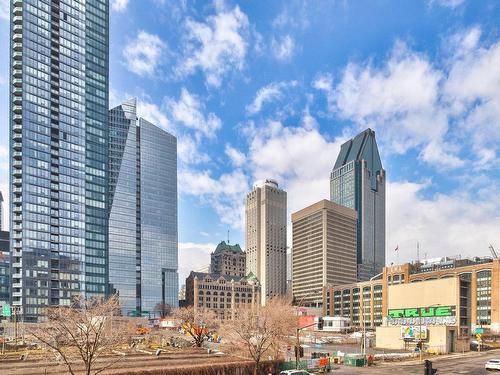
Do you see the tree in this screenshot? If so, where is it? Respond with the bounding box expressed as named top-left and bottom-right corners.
top-left (173, 306), bottom-right (219, 347)
top-left (30, 295), bottom-right (134, 375)
top-left (154, 301), bottom-right (172, 318)
top-left (222, 297), bottom-right (298, 375)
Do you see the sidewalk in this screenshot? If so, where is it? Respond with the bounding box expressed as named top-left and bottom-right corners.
top-left (374, 348), bottom-right (500, 367)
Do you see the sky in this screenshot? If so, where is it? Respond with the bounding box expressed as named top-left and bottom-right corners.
top-left (0, 0), bottom-right (499, 287)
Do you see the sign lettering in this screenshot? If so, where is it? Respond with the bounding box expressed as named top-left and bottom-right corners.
top-left (388, 306), bottom-right (455, 319)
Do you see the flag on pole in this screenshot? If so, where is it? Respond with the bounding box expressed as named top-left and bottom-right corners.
top-left (394, 245), bottom-right (399, 252)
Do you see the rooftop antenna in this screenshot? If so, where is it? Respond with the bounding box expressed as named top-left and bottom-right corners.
top-left (489, 244), bottom-right (498, 259)
top-left (417, 242), bottom-right (420, 263)
top-left (227, 229), bottom-right (230, 244)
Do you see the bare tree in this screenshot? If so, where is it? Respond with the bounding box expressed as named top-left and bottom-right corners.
top-left (30, 295), bottom-right (134, 375)
top-left (154, 301), bottom-right (172, 318)
top-left (173, 306), bottom-right (219, 347)
top-left (222, 298), bottom-right (297, 375)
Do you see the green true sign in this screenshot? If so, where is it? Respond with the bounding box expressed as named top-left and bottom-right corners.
top-left (2, 304), bottom-right (11, 317)
top-left (388, 306), bottom-right (455, 319)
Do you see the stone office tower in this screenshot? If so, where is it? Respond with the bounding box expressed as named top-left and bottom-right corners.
top-left (9, 0), bottom-right (109, 321)
top-left (108, 99), bottom-right (178, 315)
top-left (245, 179), bottom-right (287, 305)
top-left (330, 129), bottom-right (386, 281)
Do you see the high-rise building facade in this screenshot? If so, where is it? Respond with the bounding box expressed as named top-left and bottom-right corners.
top-left (0, 230), bottom-right (10, 310)
top-left (0, 191), bottom-right (4, 230)
top-left (245, 179), bottom-right (287, 305)
top-left (108, 99), bottom-right (178, 315)
top-left (10, 0), bottom-right (109, 321)
top-left (291, 200), bottom-right (357, 307)
top-left (210, 241), bottom-right (246, 277)
top-left (330, 129), bottom-right (386, 281)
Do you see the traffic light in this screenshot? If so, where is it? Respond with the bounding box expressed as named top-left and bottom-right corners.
top-left (317, 317), bottom-right (324, 330)
top-left (424, 359), bottom-right (438, 375)
top-left (295, 345), bottom-right (304, 358)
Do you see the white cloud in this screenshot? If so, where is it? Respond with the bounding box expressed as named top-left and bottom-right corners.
top-left (178, 242), bottom-right (215, 285)
top-left (246, 119), bottom-right (345, 216)
top-left (225, 144), bottom-right (246, 167)
top-left (429, 0), bottom-right (465, 9)
top-left (176, 3), bottom-right (250, 87)
top-left (313, 29), bottom-right (500, 170)
top-left (111, 0), bottom-right (129, 12)
top-left (386, 180), bottom-right (500, 264)
top-left (178, 136), bottom-right (210, 165)
top-left (246, 81), bottom-right (297, 115)
top-left (0, 145), bottom-right (8, 171)
top-left (0, 0), bottom-right (8, 21)
top-left (178, 168), bottom-right (249, 230)
top-left (165, 88), bottom-right (222, 139)
top-left (136, 98), bottom-right (173, 133)
top-left (314, 41), bottom-right (466, 169)
top-left (123, 31), bottom-right (166, 77)
top-left (443, 28), bottom-right (500, 167)
top-left (271, 35), bottom-right (297, 61)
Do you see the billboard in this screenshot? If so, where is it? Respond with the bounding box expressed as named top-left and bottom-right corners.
top-left (400, 326), bottom-right (427, 340)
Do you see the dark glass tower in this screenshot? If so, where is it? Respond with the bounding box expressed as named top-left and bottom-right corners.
top-left (109, 99), bottom-right (178, 315)
top-left (9, 0), bottom-right (109, 321)
top-left (330, 129), bottom-right (386, 281)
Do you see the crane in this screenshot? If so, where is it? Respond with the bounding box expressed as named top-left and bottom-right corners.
top-left (489, 244), bottom-right (498, 259)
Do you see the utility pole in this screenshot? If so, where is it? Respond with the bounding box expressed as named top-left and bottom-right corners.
top-left (14, 306), bottom-right (18, 351)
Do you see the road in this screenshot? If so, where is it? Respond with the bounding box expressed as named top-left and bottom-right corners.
top-left (329, 349), bottom-right (500, 374)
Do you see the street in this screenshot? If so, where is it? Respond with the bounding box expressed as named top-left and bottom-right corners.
top-left (328, 350), bottom-right (500, 375)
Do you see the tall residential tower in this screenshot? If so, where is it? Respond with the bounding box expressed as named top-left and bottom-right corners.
top-left (330, 129), bottom-right (386, 281)
top-left (108, 99), bottom-right (178, 315)
top-left (245, 179), bottom-right (287, 305)
top-left (10, 0), bottom-right (109, 321)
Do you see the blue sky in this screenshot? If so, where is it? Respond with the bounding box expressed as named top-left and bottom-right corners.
top-left (0, 0), bottom-right (499, 285)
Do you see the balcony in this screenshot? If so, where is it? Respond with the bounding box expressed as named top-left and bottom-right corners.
top-left (12, 33), bottom-right (22, 42)
top-left (13, 6), bottom-right (22, 16)
top-left (12, 132), bottom-right (22, 141)
top-left (13, 197), bottom-right (22, 204)
top-left (13, 78), bottom-right (22, 87)
top-left (13, 123), bottom-right (22, 132)
top-left (13, 185), bottom-right (22, 192)
top-left (13, 52), bottom-right (22, 60)
top-left (13, 214), bottom-right (22, 222)
top-left (12, 168), bottom-right (22, 176)
top-left (13, 68), bottom-right (22, 78)
top-left (12, 87), bottom-right (22, 95)
top-left (13, 104), bottom-right (22, 113)
top-left (13, 177), bottom-right (22, 185)
top-left (13, 0), bottom-right (22, 6)
top-left (12, 291), bottom-right (22, 298)
top-left (13, 114), bottom-right (22, 122)
top-left (13, 24), bottom-right (22, 33)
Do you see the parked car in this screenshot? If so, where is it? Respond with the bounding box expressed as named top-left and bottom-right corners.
top-left (485, 359), bottom-right (500, 371)
top-left (471, 340), bottom-right (493, 351)
top-left (279, 371), bottom-right (313, 375)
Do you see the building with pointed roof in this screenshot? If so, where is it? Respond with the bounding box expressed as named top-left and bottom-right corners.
top-left (330, 129), bottom-right (386, 281)
top-left (210, 241), bottom-right (246, 277)
top-left (185, 241), bottom-right (260, 319)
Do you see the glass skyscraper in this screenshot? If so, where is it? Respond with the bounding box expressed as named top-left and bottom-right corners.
top-left (109, 99), bottom-right (178, 315)
top-left (9, 0), bottom-right (109, 321)
top-left (330, 129), bottom-right (386, 281)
